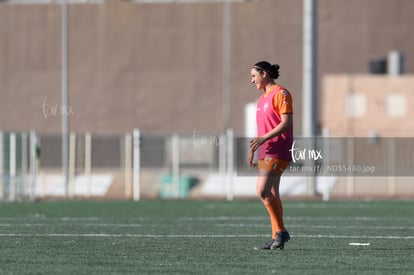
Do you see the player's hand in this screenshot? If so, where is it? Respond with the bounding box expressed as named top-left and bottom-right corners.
top-left (249, 137), bottom-right (265, 152)
top-left (247, 147), bottom-right (256, 167)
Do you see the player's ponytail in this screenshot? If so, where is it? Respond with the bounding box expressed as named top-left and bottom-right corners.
top-left (269, 64), bottom-right (280, 79)
top-left (253, 61), bottom-right (280, 79)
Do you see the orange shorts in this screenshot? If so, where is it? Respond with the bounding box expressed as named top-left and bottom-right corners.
top-left (258, 157), bottom-right (290, 175)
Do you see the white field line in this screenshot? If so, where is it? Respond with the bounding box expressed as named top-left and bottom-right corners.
top-left (179, 216), bottom-right (414, 222)
top-left (0, 233), bottom-right (412, 239)
top-left (0, 216), bottom-right (412, 222)
top-left (0, 223), bottom-right (153, 228)
top-left (214, 224), bottom-right (414, 230)
top-left (1, 223), bottom-right (412, 231)
top-left (349, 242), bottom-right (370, 246)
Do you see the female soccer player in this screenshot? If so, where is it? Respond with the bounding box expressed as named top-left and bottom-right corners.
top-left (248, 61), bottom-right (293, 250)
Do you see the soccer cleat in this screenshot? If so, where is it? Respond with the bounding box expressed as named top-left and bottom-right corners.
top-left (270, 231), bottom-right (290, 250)
top-left (255, 239), bottom-right (275, 250)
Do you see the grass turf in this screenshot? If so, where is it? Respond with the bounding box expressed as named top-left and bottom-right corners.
top-left (0, 200), bottom-right (413, 274)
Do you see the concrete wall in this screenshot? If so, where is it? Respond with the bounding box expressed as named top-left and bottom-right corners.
top-left (322, 74), bottom-right (414, 137)
top-left (0, 0), bottom-right (413, 135)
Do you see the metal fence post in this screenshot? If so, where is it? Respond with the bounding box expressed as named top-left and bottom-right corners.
top-left (219, 133), bottom-right (226, 177)
top-left (133, 129), bottom-right (141, 201)
top-left (85, 133), bottom-right (92, 198)
top-left (125, 133), bottom-right (132, 199)
top-left (21, 132), bottom-right (28, 199)
top-left (226, 128), bottom-right (234, 201)
top-left (69, 133), bottom-right (76, 198)
top-left (172, 134), bottom-right (180, 198)
top-left (29, 131), bottom-right (38, 201)
top-left (9, 132), bottom-right (16, 201)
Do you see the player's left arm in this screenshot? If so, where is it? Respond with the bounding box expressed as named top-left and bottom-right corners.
top-left (263, 89), bottom-right (293, 140)
top-left (250, 90), bottom-right (293, 151)
top-left (249, 114), bottom-right (292, 152)
top-left (262, 113), bottom-right (293, 141)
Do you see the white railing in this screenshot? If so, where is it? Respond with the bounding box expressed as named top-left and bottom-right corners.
top-left (1, 130), bottom-right (414, 201)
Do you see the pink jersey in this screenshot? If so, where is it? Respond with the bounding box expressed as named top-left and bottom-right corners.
top-left (256, 85), bottom-right (293, 161)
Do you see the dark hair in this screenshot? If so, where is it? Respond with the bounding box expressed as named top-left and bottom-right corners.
top-left (253, 61), bottom-right (280, 79)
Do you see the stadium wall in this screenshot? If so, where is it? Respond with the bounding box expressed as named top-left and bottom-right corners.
top-left (0, 0), bottom-right (413, 136)
top-left (322, 74), bottom-right (414, 137)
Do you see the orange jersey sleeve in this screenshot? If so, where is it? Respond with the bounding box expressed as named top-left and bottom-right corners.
top-left (273, 89), bottom-right (293, 115)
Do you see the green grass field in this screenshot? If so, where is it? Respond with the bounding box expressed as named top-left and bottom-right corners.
top-left (0, 200), bottom-right (413, 274)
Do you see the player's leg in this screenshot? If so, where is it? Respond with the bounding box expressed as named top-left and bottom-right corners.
top-left (268, 160), bottom-right (291, 250)
top-left (256, 158), bottom-right (291, 250)
top-left (255, 169), bottom-right (277, 249)
top-left (269, 176), bottom-right (290, 250)
top-left (269, 174), bottom-right (286, 234)
top-left (256, 170), bottom-right (276, 229)
top-left (256, 168), bottom-right (285, 249)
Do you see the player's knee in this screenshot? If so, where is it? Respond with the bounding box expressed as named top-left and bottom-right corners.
top-left (257, 189), bottom-right (271, 200)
